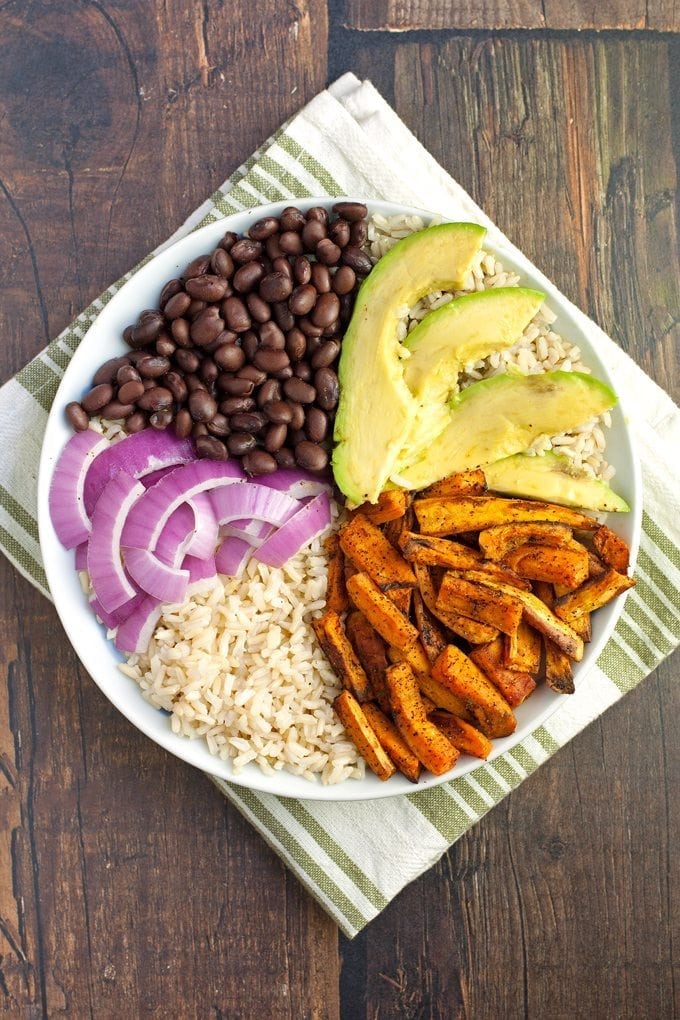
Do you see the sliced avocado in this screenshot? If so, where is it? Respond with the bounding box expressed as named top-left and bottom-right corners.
top-left (483, 451), bottom-right (629, 512)
top-left (332, 222), bottom-right (486, 505)
top-left (394, 371), bottom-right (617, 492)
top-left (403, 287), bottom-right (545, 400)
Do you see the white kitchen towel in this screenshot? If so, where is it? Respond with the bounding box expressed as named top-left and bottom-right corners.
top-left (1, 74), bottom-right (678, 938)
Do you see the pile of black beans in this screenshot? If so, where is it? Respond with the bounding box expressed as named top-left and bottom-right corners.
top-left (67, 202), bottom-right (372, 475)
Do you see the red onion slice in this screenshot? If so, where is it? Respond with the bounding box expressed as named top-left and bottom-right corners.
top-left (220, 517), bottom-right (273, 546)
top-left (87, 472), bottom-right (146, 612)
top-left (121, 460), bottom-right (246, 551)
top-left (49, 429), bottom-right (110, 548)
top-left (210, 482), bottom-right (299, 528)
top-left (124, 547), bottom-right (190, 604)
top-left (183, 554), bottom-right (217, 589)
top-left (253, 491), bottom-right (332, 567)
top-left (114, 596), bottom-right (163, 654)
top-left (255, 468), bottom-right (332, 500)
top-left (215, 536), bottom-right (254, 576)
top-left (83, 427), bottom-right (198, 515)
top-left (75, 542), bottom-right (89, 571)
top-left (184, 492), bottom-right (219, 558)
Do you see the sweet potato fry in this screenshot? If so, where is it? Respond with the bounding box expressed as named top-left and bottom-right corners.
top-left (503, 618), bottom-right (542, 674)
top-left (432, 645), bottom-right (517, 738)
top-left (418, 674), bottom-right (474, 721)
top-left (469, 638), bottom-right (537, 708)
top-left (424, 468), bottom-right (487, 498)
top-left (544, 639), bottom-right (575, 694)
top-left (314, 611), bottom-right (373, 702)
top-left (478, 522), bottom-right (575, 561)
top-left (429, 711), bottom-right (492, 759)
top-left (333, 691), bottom-right (396, 781)
top-left (415, 495), bottom-right (599, 536)
top-left (386, 639), bottom-right (432, 678)
top-left (345, 611), bottom-right (390, 713)
top-left (346, 572), bottom-right (429, 676)
top-left (592, 525), bottom-right (630, 572)
top-left (535, 581), bottom-right (592, 642)
top-left (339, 513), bottom-right (416, 611)
top-left (413, 590), bottom-right (448, 664)
top-left (554, 568), bottom-right (636, 620)
top-left (361, 702), bottom-right (422, 783)
top-left (401, 532), bottom-right (483, 570)
top-left (502, 542), bottom-right (589, 589)
top-left (436, 573), bottom-right (524, 636)
top-left (450, 571), bottom-right (585, 660)
top-left (588, 551), bottom-right (608, 578)
top-left (324, 534), bottom-right (349, 613)
top-left (353, 489), bottom-right (410, 524)
top-left (386, 662), bottom-right (460, 776)
top-left (413, 563), bottom-right (499, 645)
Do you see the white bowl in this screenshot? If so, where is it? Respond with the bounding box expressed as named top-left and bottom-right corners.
top-left (37, 199), bottom-right (641, 801)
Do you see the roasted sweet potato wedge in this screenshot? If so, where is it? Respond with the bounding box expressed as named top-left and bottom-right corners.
top-left (503, 542), bottom-right (589, 589)
top-left (314, 611), bottom-right (373, 702)
top-left (339, 513), bottom-right (416, 610)
top-left (345, 611), bottom-right (391, 712)
top-left (478, 521), bottom-right (575, 561)
top-left (429, 711), bottom-right (492, 759)
top-left (353, 490), bottom-right (410, 524)
top-left (432, 645), bottom-right (517, 738)
top-left (413, 563), bottom-right (499, 645)
top-left (401, 532), bottom-right (483, 570)
top-left (503, 618), bottom-right (542, 674)
top-left (333, 690), bottom-right (396, 781)
top-left (418, 674), bottom-right (474, 721)
top-left (436, 573), bottom-right (524, 636)
top-left (415, 496), bottom-right (599, 536)
top-left (413, 589), bottom-right (448, 664)
top-left (346, 572), bottom-right (429, 676)
top-left (424, 468), bottom-right (487, 498)
top-left (361, 702), bottom-right (422, 783)
top-left (469, 638), bottom-right (537, 708)
top-left (386, 662), bottom-right (460, 776)
top-left (544, 639), bottom-right (575, 694)
top-left (554, 568), bottom-right (636, 619)
top-left (324, 533), bottom-right (349, 614)
top-left (592, 526), bottom-right (631, 573)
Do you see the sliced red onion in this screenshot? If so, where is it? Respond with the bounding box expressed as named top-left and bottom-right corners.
top-left (114, 596), bottom-right (163, 654)
top-left (220, 517), bottom-right (273, 546)
top-left (49, 429), bottom-right (110, 548)
top-left (210, 482), bottom-right (299, 529)
top-left (124, 547), bottom-right (189, 604)
top-left (142, 466), bottom-right (176, 488)
top-left (83, 427), bottom-right (197, 515)
top-left (121, 460), bottom-right (246, 551)
top-left (253, 491), bottom-right (332, 568)
top-left (75, 542), bottom-right (89, 571)
top-left (88, 472), bottom-right (146, 612)
top-left (89, 594), bottom-right (121, 630)
top-left (183, 492), bottom-right (219, 558)
top-left (256, 468), bottom-right (332, 500)
top-left (183, 554), bottom-right (217, 588)
top-left (215, 535), bottom-right (254, 576)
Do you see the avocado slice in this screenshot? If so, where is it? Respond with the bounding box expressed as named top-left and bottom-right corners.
top-left (332, 222), bottom-right (486, 505)
top-left (484, 451), bottom-right (629, 512)
top-left (403, 287), bottom-right (546, 400)
top-left (394, 371), bottom-right (617, 491)
top-left (398, 286), bottom-right (545, 468)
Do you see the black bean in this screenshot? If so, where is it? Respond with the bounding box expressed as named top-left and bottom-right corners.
top-left (188, 390), bottom-right (218, 422)
top-left (118, 379), bottom-right (145, 404)
top-left (187, 299), bottom-right (207, 319)
top-left (265, 234), bottom-right (283, 260)
top-left (126, 411), bottom-right (148, 433)
top-left (230, 412), bottom-right (266, 433)
top-left (331, 265), bottom-right (356, 295)
top-left (192, 423), bottom-right (209, 438)
top-left (82, 384), bottom-right (114, 413)
top-left (242, 449), bottom-right (278, 475)
top-left (132, 312), bottom-right (164, 344)
top-left (279, 231), bottom-right (304, 256)
top-left (294, 362), bottom-right (312, 382)
top-left (274, 447), bottom-right (296, 469)
top-left (199, 358), bottom-right (219, 386)
top-left (230, 238), bottom-right (263, 263)
top-left (285, 327), bottom-right (306, 361)
top-left (66, 401), bottom-right (89, 430)
top-left (220, 396), bottom-right (255, 415)
top-left (163, 371), bottom-right (188, 403)
top-left (253, 348), bottom-right (290, 374)
top-left (259, 320), bottom-right (286, 350)
top-left (257, 379), bottom-right (281, 407)
top-left (191, 308), bottom-right (224, 346)
top-left (264, 422), bottom-right (288, 452)
top-left (242, 331), bottom-right (260, 361)
top-left (259, 272), bottom-right (292, 303)
top-left (150, 408), bottom-right (174, 430)
top-left (288, 284), bottom-right (317, 316)
top-left (287, 401), bottom-right (305, 430)
top-left (246, 293), bottom-right (272, 323)
top-left (137, 387), bottom-right (174, 412)
top-left (311, 263), bottom-right (331, 293)
top-left (160, 279), bottom-right (184, 309)
top-left (223, 296), bottom-right (251, 333)
top-left (227, 433), bottom-right (257, 456)
top-left (349, 220), bottom-right (368, 247)
top-left (170, 317), bottom-right (192, 347)
top-left (219, 231), bottom-right (238, 251)
top-left (183, 254), bottom-right (211, 279)
top-left (164, 291), bottom-right (192, 320)
top-left (316, 238), bottom-right (341, 266)
top-left (94, 356), bottom-right (130, 386)
top-left (185, 274), bottom-right (229, 302)
top-left (280, 206), bottom-right (305, 232)
top-left (264, 399), bottom-right (294, 424)
top-left (206, 413), bottom-right (230, 436)
top-left (218, 375), bottom-right (254, 396)
top-left (341, 245), bottom-right (373, 275)
top-left (311, 339), bottom-right (340, 369)
top-left (196, 435), bottom-right (229, 460)
top-left (293, 256), bottom-right (312, 285)
top-left (175, 348), bottom-right (200, 373)
top-left (174, 408), bottom-right (193, 438)
top-left (101, 400), bottom-right (135, 419)
top-left (210, 248), bottom-right (234, 279)
top-left (155, 334), bottom-right (177, 358)
top-left (305, 406), bottom-right (329, 443)
top-left (137, 355), bottom-right (171, 379)
top-left (233, 261), bottom-right (265, 293)
top-left (214, 342), bottom-right (245, 372)
top-left (314, 367), bottom-right (339, 410)
top-left (301, 219), bottom-right (326, 250)
top-left (283, 377), bottom-right (316, 404)
top-left (298, 316), bottom-right (323, 338)
top-left (294, 440), bottom-right (328, 472)
top-left (248, 216), bottom-right (280, 241)
top-left (311, 292), bottom-right (340, 328)
top-left (332, 201), bottom-right (368, 222)
top-left (272, 365), bottom-right (294, 381)
top-left (328, 219), bottom-right (350, 248)
top-left (272, 301), bottom-right (295, 332)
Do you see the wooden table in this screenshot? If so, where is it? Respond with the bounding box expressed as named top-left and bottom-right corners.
top-left (1, 3), bottom-right (678, 1016)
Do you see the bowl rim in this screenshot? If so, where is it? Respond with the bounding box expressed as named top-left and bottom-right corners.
top-left (37, 196), bottom-right (642, 802)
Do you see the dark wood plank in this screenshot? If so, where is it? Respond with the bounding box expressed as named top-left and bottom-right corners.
top-left (340, 0), bottom-right (679, 31)
top-left (334, 30), bottom-right (679, 1020)
top-left (0, 1), bottom-right (340, 1016)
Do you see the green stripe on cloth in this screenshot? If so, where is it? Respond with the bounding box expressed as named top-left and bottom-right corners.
top-left (642, 510), bottom-right (680, 573)
top-left (615, 618), bottom-right (661, 672)
top-left (532, 725), bottom-right (561, 756)
top-left (409, 786), bottom-right (477, 843)
top-left (508, 744), bottom-right (539, 776)
top-left (0, 523), bottom-right (48, 591)
top-left (597, 638), bottom-right (646, 693)
top-left (636, 548), bottom-right (680, 617)
top-left (222, 786), bottom-right (370, 933)
top-left (277, 132), bottom-right (344, 196)
top-left (629, 574), bottom-right (680, 639)
top-left (468, 767), bottom-right (506, 803)
top-left (625, 595), bottom-right (674, 656)
top-left (16, 359), bottom-right (63, 412)
top-left (257, 154), bottom-right (314, 198)
top-left (0, 485), bottom-right (40, 544)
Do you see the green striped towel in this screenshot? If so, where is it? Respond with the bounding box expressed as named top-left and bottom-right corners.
top-left (2, 74), bottom-right (678, 938)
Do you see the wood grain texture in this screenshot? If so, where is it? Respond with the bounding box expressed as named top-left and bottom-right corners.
top-left (333, 29), bottom-right (679, 1020)
top-left (340, 0), bottom-right (680, 31)
top-left (0, 2), bottom-right (339, 1016)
